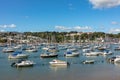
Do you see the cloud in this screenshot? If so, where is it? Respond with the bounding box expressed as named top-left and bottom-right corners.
top-left (68, 3), bottom-right (73, 6)
top-left (0, 24), bottom-right (16, 28)
top-left (111, 21), bottom-right (119, 25)
top-left (9, 24), bottom-right (16, 28)
top-left (109, 28), bottom-right (120, 33)
top-left (89, 0), bottom-right (120, 9)
top-left (55, 25), bottom-right (92, 31)
top-left (55, 26), bottom-right (71, 30)
top-left (74, 26), bottom-right (92, 30)
top-left (25, 16), bottom-right (29, 18)
top-left (68, 3), bottom-right (75, 10)
top-left (0, 29), bottom-right (5, 32)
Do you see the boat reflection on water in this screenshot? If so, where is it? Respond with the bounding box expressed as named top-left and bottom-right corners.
top-left (49, 59), bottom-right (69, 66)
top-left (49, 59), bottom-right (70, 71)
top-left (14, 65), bottom-right (34, 71)
top-left (114, 62), bottom-right (120, 68)
top-left (49, 64), bottom-right (69, 71)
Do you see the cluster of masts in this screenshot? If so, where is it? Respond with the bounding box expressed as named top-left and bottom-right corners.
top-left (1, 42), bottom-right (120, 68)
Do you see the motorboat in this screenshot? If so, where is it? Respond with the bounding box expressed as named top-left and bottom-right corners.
top-left (13, 45), bottom-right (22, 49)
top-left (2, 47), bottom-right (14, 53)
top-left (11, 59), bottom-right (35, 67)
top-left (114, 46), bottom-right (120, 50)
top-left (83, 51), bottom-right (101, 56)
top-left (108, 55), bottom-right (120, 63)
top-left (114, 56), bottom-right (120, 63)
top-left (25, 47), bottom-right (38, 52)
top-left (102, 50), bottom-right (112, 55)
top-left (98, 46), bottom-right (107, 50)
top-left (42, 47), bottom-right (49, 50)
top-left (82, 48), bottom-right (91, 53)
top-left (49, 59), bottom-right (68, 66)
top-left (64, 49), bottom-right (79, 57)
top-left (58, 45), bottom-right (67, 50)
top-left (40, 52), bottom-right (58, 58)
top-left (83, 60), bottom-right (95, 64)
top-left (8, 51), bottom-right (29, 59)
top-left (67, 48), bottom-right (77, 52)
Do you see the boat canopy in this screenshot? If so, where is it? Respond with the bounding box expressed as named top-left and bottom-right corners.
top-left (12, 51), bottom-right (22, 56)
top-left (104, 50), bottom-right (109, 53)
top-left (66, 51), bottom-right (72, 54)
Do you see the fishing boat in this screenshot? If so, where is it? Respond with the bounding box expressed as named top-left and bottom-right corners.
top-left (11, 59), bottom-right (35, 67)
top-left (8, 51), bottom-right (29, 59)
top-left (40, 51), bottom-right (58, 58)
top-left (49, 59), bottom-right (68, 66)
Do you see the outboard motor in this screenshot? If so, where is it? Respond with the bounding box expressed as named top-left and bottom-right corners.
top-left (11, 62), bottom-right (16, 67)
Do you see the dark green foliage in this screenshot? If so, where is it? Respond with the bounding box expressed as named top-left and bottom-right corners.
top-left (0, 31), bottom-right (120, 43)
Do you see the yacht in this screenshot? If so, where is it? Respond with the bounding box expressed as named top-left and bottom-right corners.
top-left (8, 51), bottom-right (29, 59)
top-left (102, 50), bottom-right (112, 55)
top-left (83, 51), bottom-right (101, 56)
top-left (114, 46), bottom-right (120, 50)
top-left (25, 47), bottom-right (38, 52)
top-left (64, 49), bottom-right (79, 57)
top-left (49, 59), bottom-right (68, 66)
top-left (83, 60), bottom-right (95, 64)
top-left (13, 44), bottom-right (22, 49)
top-left (108, 55), bottom-right (120, 63)
top-left (2, 47), bottom-right (14, 53)
top-left (11, 59), bottom-right (35, 67)
top-left (114, 56), bottom-right (120, 63)
top-left (40, 52), bottom-right (58, 58)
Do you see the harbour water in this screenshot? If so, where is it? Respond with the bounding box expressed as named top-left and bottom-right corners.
top-left (0, 43), bottom-right (120, 80)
